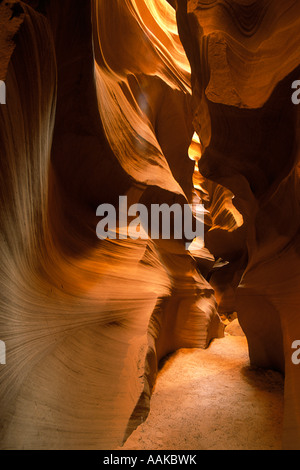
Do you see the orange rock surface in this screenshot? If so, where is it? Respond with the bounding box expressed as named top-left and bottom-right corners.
top-left (0, 0), bottom-right (299, 450)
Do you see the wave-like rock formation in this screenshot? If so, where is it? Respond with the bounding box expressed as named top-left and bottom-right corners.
top-left (0, 0), bottom-right (224, 450)
top-left (0, 0), bottom-right (299, 450)
top-left (176, 0), bottom-right (300, 450)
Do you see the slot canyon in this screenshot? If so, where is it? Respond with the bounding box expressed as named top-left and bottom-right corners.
top-left (0, 0), bottom-right (300, 451)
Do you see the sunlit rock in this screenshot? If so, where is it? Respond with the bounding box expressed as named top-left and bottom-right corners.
top-left (177, 0), bottom-right (300, 450)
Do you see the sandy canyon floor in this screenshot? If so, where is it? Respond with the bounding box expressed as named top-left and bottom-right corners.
top-left (121, 323), bottom-right (284, 451)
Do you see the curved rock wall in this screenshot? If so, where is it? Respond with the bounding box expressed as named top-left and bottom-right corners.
top-left (176, 0), bottom-right (300, 450)
top-left (0, 0), bottom-right (223, 449)
top-left (1, 0), bottom-right (299, 451)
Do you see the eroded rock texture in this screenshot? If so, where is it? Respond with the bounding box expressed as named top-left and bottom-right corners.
top-left (0, 0), bottom-right (224, 449)
top-left (0, 0), bottom-right (299, 451)
top-left (176, 0), bottom-right (300, 450)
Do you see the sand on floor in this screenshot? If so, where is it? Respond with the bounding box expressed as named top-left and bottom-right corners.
top-left (121, 332), bottom-right (284, 451)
